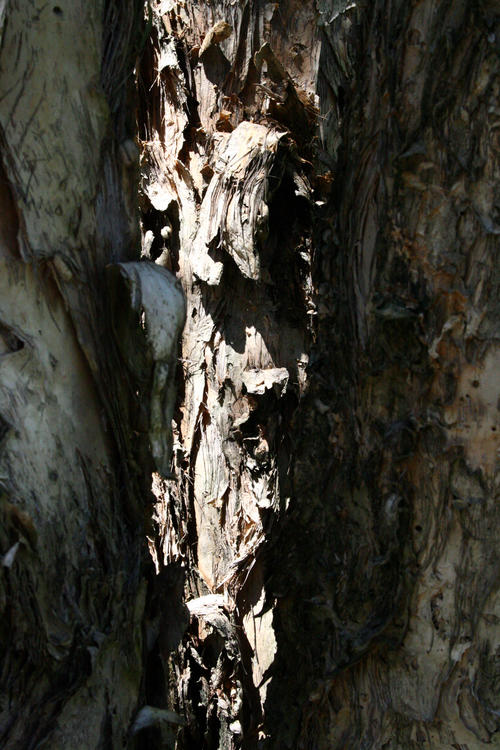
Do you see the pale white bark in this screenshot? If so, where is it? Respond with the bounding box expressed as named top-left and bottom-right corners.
top-left (0, 2), bottom-right (184, 747)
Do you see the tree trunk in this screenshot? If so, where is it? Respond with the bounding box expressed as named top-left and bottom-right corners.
top-left (1, 1), bottom-right (499, 749)
top-left (140, 1), bottom-right (500, 749)
top-left (0, 2), bottom-right (184, 747)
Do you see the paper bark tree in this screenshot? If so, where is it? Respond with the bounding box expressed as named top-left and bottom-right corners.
top-left (0, 1), bottom-right (499, 749)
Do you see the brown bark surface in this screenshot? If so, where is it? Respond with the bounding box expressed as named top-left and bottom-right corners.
top-left (140, 1), bottom-right (500, 748)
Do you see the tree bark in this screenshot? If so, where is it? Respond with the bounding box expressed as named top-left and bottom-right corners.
top-left (1, 1), bottom-right (499, 749)
top-left (139, 1), bottom-right (500, 749)
top-left (0, 2), bottom-right (184, 747)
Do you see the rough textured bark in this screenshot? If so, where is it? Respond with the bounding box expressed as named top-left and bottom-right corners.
top-left (0, 2), bottom-right (184, 748)
top-left (139, 1), bottom-right (500, 749)
top-left (1, 1), bottom-right (499, 749)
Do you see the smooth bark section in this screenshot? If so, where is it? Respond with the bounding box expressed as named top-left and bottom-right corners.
top-left (0, 2), bottom-right (184, 748)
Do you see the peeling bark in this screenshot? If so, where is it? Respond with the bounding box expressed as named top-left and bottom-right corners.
top-left (139, 1), bottom-right (500, 749)
top-left (0, 0), bottom-right (499, 749)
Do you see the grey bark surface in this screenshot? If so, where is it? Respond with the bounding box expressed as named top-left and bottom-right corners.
top-left (0, 2), bottom-right (184, 748)
top-left (139, 1), bottom-right (500, 749)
